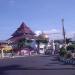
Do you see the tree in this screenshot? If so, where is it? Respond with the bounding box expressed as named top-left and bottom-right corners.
top-left (17, 38), bottom-right (26, 49)
top-left (59, 47), bottom-right (67, 57)
top-left (66, 38), bottom-right (71, 44)
top-left (66, 45), bottom-right (75, 53)
top-left (17, 38), bottom-right (33, 49)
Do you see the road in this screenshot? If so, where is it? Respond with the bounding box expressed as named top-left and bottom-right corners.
top-left (0, 55), bottom-right (75, 75)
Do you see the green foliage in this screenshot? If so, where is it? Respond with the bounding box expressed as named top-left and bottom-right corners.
top-left (17, 38), bottom-right (26, 49)
top-left (36, 39), bottom-right (48, 44)
top-left (59, 47), bottom-right (67, 57)
top-left (66, 38), bottom-right (71, 44)
top-left (66, 44), bottom-right (75, 52)
top-left (65, 52), bottom-right (72, 59)
top-left (17, 38), bottom-right (33, 49)
top-left (59, 44), bottom-right (75, 58)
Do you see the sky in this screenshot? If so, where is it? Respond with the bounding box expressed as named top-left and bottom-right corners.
top-left (0, 0), bottom-right (75, 40)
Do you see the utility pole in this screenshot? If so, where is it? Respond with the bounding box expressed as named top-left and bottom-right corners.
top-left (61, 18), bottom-right (66, 47)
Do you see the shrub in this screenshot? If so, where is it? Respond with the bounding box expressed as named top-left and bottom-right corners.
top-left (66, 45), bottom-right (75, 53)
top-left (65, 53), bottom-right (72, 59)
top-left (59, 47), bottom-right (67, 57)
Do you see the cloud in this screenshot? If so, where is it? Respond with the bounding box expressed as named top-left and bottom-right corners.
top-left (35, 30), bottom-right (75, 40)
top-left (35, 29), bottom-right (61, 34)
top-left (35, 31), bottom-right (42, 36)
top-left (35, 29), bottom-right (63, 40)
top-left (43, 29), bottom-right (61, 35)
top-left (66, 32), bottom-right (75, 40)
top-left (49, 29), bottom-right (61, 34)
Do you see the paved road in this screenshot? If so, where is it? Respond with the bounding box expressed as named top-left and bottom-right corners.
top-left (0, 55), bottom-right (75, 75)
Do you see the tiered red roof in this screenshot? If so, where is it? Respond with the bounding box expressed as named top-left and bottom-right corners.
top-left (9, 22), bottom-right (35, 42)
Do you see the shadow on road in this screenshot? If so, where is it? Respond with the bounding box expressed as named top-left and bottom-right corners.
top-left (0, 64), bottom-right (75, 73)
top-left (0, 65), bottom-right (21, 75)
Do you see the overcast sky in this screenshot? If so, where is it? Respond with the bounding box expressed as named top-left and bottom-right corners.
top-left (0, 0), bottom-right (75, 40)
